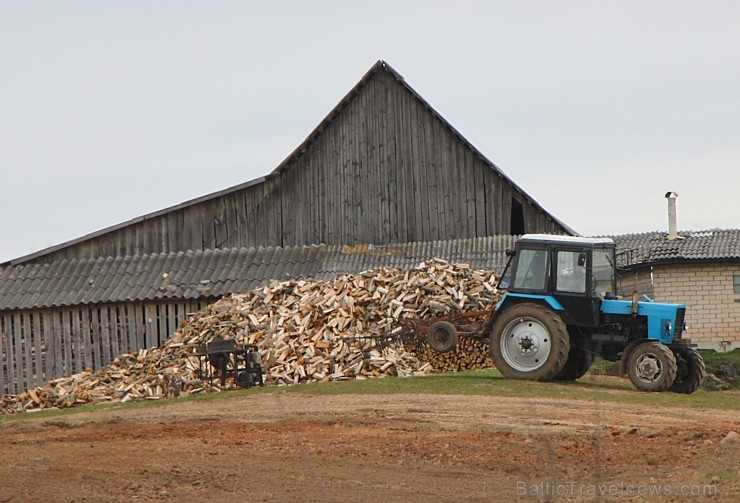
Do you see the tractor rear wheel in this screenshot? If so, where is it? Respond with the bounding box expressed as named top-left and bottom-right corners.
top-left (554, 346), bottom-right (594, 381)
top-left (490, 303), bottom-right (570, 381)
top-left (627, 341), bottom-right (677, 392)
top-left (669, 347), bottom-right (705, 394)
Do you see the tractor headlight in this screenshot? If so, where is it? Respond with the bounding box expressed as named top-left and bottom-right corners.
top-left (665, 321), bottom-right (672, 332)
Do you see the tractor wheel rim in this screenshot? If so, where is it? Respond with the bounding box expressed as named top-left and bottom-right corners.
top-left (635, 353), bottom-right (662, 382)
top-left (500, 317), bottom-right (552, 372)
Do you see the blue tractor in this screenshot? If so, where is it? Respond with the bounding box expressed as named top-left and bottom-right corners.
top-left (486, 234), bottom-right (704, 392)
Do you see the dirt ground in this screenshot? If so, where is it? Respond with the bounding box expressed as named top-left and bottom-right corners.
top-left (0, 392), bottom-right (738, 502)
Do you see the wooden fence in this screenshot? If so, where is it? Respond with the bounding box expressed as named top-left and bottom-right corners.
top-left (0, 299), bottom-right (212, 396)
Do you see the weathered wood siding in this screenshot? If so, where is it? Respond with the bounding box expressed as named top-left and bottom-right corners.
top-left (27, 69), bottom-right (567, 264)
top-left (0, 300), bottom-right (211, 395)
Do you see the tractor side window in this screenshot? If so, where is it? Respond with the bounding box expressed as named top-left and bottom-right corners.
top-left (556, 250), bottom-right (586, 294)
top-left (593, 249), bottom-right (616, 297)
top-left (513, 249), bottom-right (548, 290)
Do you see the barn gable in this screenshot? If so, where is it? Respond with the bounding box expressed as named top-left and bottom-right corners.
top-left (5, 61), bottom-right (574, 266)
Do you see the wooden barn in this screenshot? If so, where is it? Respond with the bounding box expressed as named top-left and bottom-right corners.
top-left (0, 60), bottom-right (574, 396)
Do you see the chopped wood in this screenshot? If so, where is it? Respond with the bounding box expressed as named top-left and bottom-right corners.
top-left (1, 259), bottom-right (500, 414)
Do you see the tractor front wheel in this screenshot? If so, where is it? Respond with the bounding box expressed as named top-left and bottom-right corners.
top-left (490, 303), bottom-right (570, 381)
top-left (669, 347), bottom-right (705, 394)
top-left (627, 341), bottom-right (677, 392)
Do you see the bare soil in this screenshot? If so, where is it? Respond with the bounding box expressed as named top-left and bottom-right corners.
top-left (1, 392), bottom-right (738, 502)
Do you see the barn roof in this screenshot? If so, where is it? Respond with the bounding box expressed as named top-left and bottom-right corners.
top-left (0, 235), bottom-right (517, 311)
top-left (3, 60), bottom-right (574, 267)
top-left (610, 229), bottom-right (740, 268)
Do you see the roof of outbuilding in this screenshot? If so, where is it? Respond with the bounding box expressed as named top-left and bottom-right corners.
top-left (0, 236), bottom-right (517, 311)
top-left (609, 229), bottom-right (740, 268)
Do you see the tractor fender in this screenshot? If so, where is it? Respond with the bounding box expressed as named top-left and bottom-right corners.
top-left (618, 339), bottom-right (649, 377)
top-left (487, 293), bottom-right (565, 331)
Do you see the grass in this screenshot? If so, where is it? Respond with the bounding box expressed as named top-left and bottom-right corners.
top-left (702, 348), bottom-right (740, 366)
top-left (2, 368), bottom-right (737, 424)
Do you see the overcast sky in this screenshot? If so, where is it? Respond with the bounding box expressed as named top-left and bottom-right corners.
top-left (2, 1), bottom-right (739, 262)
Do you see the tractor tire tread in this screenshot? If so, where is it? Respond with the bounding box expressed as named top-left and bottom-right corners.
top-left (669, 347), bottom-right (705, 394)
top-left (627, 341), bottom-right (677, 392)
top-left (490, 303), bottom-right (569, 382)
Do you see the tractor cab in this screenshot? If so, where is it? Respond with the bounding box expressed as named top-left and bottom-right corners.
top-left (501, 234), bottom-right (618, 327)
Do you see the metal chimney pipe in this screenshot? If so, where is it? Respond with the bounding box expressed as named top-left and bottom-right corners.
top-left (665, 191), bottom-right (679, 240)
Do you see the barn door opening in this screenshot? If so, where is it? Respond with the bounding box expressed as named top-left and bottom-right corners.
top-left (510, 197), bottom-right (525, 235)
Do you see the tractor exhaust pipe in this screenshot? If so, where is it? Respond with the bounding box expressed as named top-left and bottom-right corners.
top-left (665, 191), bottom-right (679, 240)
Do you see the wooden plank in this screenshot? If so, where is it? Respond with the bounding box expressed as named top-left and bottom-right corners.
top-left (114, 305), bottom-right (126, 355)
top-left (373, 78), bottom-right (386, 244)
top-left (501, 182), bottom-right (512, 234)
top-left (23, 313), bottom-right (34, 388)
top-left (243, 189), bottom-right (255, 249)
top-left (357, 81), bottom-right (371, 244)
top-left (166, 303), bottom-right (177, 341)
top-left (82, 307), bottom-right (94, 370)
top-left (0, 315), bottom-right (6, 395)
top-left (201, 202), bottom-right (216, 250)
top-left (144, 304), bottom-right (156, 348)
top-left (100, 306), bottom-right (112, 365)
top-left (383, 79), bottom-right (399, 243)
top-left (123, 305), bottom-right (133, 353)
top-left (3, 313), bottom-right (19, 393)
top-left (389, 86), bottom-right (408, 243)
top-left (459, 142), bottom-right (473, 238)
top-left (42, 312), bottom-right (53, 380)
top-left (474, 152), bottom-right (487, 237)
top-left (234, 190), bottom-right (247, 248)
top-left (214, 201), bottom-right (228, 249)
top-left (223, 193), bottom-right (238, 248)
top-left (12, 314), bottom-right (24, 392)
top-left (86, 305), bottom-right (104, 369)
top-left (316, 130), bottom-right (326, 244)
top-left (71, 308), bottom-right (83, 372)
top-left (108, 305), bottom-right (120, 357)
top-left (51, 311), bottom-right (62, 378)
top-left (405, 87), bottom-right (419, 242)
top-left (166, 211), bottom-right (178, 253)
top-left (113, 305), bottom-right (123, 355)
top-left (32, 312), bottom-right (44, 384)
top-left (323, 122), bottom-right (335, 243)
top-left (416, 101), bottom-right (433, 241)
top-left (181, 207), bottom-right (199, 251)
top-left (429, 117), bottom-right (445, 241)
top-left (443, 124), bottom-right (459, 240)
top-left (338, 111), bottom-right (348, 244)
top-left (133, 303), bottom-right (145, 352)
top-left (280, 169), bottom-right (294, 246)
top-left (60, 310), bottom-right (71, 375)
top-left (488, 176), bottom-right (504, 235)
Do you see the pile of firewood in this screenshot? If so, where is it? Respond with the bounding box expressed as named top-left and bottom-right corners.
top-left (1, 260), bottom-right (500, 413)
top-left (410, 331), bottom-right (494, 373)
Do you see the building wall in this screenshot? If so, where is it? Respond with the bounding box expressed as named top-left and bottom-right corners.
top-left (20, 69), bottom-right (568, 265)
top-left (617, 268), bottom-right (654, 299)
top-left (651, 263), bottom-right (740, 350)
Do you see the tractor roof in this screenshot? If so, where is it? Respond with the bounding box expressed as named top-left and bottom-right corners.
top-left (519, 234), bottom-right (615, 247)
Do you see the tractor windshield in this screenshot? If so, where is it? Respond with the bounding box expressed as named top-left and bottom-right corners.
top-left (593, 246), bottom-right (617, 297)
top-left (512, 248), bottom-right (549, 290)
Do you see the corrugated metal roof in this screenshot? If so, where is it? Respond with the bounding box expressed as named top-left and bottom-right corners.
top-left (0, 236), bottom-right (518, 311)
top-left (609, 229), bottom-right (740, 268)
